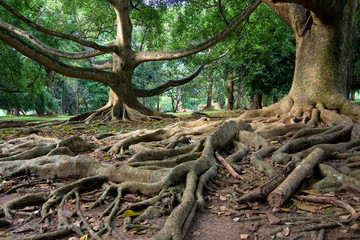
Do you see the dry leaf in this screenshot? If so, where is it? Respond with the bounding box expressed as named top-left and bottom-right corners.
top-left (233, 217), bottom-right (240, 222)
top-left (79, 234), bottom-right (88, 240)
top-left (302, 189), bottom-right (323, 196)
top-left (265, 212), bottom-right (281, 225)
top-left (220, 206), bottom-right (227, 211)
top-left (62, 209), bottom-right (76, 218)
top-left (293, 200), bottom-right (318, 213)
top-left (123, 194), bottom-right (137, 202)
top-left (339, 214), bottom-right (351, 220)
top-left (219, 195), bottom-right (227, 201)
top-left (250, 222), bottom-right (260, 232)
top-left (282, 227), bottom-right (290, 236)
top-left (240, 234), bottom-right (249, 239)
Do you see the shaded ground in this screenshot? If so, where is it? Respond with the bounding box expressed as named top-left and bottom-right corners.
top-left (0, 111), bottom-right (359, 240)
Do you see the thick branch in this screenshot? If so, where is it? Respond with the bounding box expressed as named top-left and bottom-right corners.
top-left (270, 0), bottom-right (347, 20)
top-left (89, 58), bottom-right (113, 70)
top-left (134, 0), bottom-right (261, 64)
top-left (134, 66), bottom-right (204, 97)
top-left (0, 0), bottom-right (116, 53)
top-left (0, 20), bottom-right (106, 59)
top-left (0, 27), bottom-right (115, 85)
top-left (261, 0), bottom-right (307, 34)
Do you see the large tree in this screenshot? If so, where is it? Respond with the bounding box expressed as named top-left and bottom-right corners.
top-left (0, 0), bottom-right (260, 121)
top-left (1, 1), bottom-right (360, 240)
top-left (241, 0), bottom-right (360, 127)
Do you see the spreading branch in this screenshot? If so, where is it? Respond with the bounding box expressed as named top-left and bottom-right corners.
top-left (0, 27), bottom-right (115, 85)
top-left (0, 0), bottom-right (116, 53)
top-left (270, 0), bottom-right (346, 20)
top-left (134, 66), bottom-right (204, 97)
top-left (88, 58), bottom-right (113, 70)
top-left (134, 0), bottom-right (261, 64)
top-left (0, 20), bottom-right (106, 59)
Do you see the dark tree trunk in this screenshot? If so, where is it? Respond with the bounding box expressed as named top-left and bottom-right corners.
top-left (227, 78), bottom-right (234, 110)
top-left (254, 94), bottom-right (262, 109)
top-left (206, 77), bottom-right (213, 110)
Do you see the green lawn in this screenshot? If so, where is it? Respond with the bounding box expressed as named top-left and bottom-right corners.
top-left (0, 115), bottom-right (70, 122)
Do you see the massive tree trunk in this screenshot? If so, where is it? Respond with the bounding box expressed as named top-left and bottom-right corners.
top-left (241, 0), bottom-right (360, 126)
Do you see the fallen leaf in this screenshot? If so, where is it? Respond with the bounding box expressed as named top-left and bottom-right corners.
top-left (124, 210), bottom-right (139, 218)
top-left (220, 206), bottom-right (227, 211)
top-left (339, 214), bottom-right (351, 220)
top-left (302, 189), bottom-right (323, 196)
top-left (62, 209), bottom-right (76, 218)
top-left (293, 201), bottom-right (318, 213)
top-left (250, 222), bottom-right (260, 232)
top-left (207, 205), bottom-right (214, 209)
top-left (219, 195), bottom-right (227, 201)
top-left (193, 231), bottom-right (201, 236)
top-left (233, 217), bottom-right (240, 222)
top-left (80, 234), bottom-right (88, 240)
top-left (217, 212), bottom-right (224, 216)
top-left (122, 194), bottom-right (137, 202)
top-left (240, 234), bottom-right (249, 239)
top-left (265, 212), bottom-right (281, 225)
top-left (282, 227), bottom-right (290, 236)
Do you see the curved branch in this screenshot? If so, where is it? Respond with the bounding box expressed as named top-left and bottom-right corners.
top-left (134, 66), bottom-right (204, 97)
top-left (0, 0), bottom-right (116, 53)
top-left (0, 20), bottom-right (106, 59)
top-left (134, 0), bottom-right (261, 64)
top-left (261, 0), bottom-right (306, 33)
top-left (88, 58), bottom-right (113, 70)
top-left (270, 0), bottom-right (347, 20)
top-left (0, 27), bottom-right (115, 85)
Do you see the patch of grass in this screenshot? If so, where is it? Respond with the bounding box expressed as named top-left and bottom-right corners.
top-left (0, 115), bottom-right (70, 122)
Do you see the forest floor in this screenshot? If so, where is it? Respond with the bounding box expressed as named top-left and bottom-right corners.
top-left (0, 111), bottom-right (359, 240)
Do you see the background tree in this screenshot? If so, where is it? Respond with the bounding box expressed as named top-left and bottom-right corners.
top-left (0, 0), bottom-right (261, 122)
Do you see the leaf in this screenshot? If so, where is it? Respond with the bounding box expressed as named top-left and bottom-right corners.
top-left (207, 205), bottom-right (214, 209)
top-left (219, 195), bottom-right (227, 201)
top-left (80, 234), bottom-right (88, 240)
top-left (302, 189), bottom-right (323, 196)
top-left (217, 212), bottom-right (224, 216)
top-left (293, 201), bottom-right (318, 213)
top-left (122, 194), bottom-right (137, 202)
top-left (123, 210), bottom-right (139, 218)
top-left (265, 212), bottom-right (281, 225)
top-left (282, 227), bottom-right (290, 236)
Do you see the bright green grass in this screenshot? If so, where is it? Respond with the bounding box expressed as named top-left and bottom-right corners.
top-left (0, 115), bottom-right (70, 122)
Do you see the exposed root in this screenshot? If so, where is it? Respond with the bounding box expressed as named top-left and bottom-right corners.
top-left (1, 105), bottom-right (360, 239)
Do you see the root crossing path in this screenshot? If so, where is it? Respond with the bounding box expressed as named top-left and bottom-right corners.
top-left (0, 115), bottom-right (359, 240)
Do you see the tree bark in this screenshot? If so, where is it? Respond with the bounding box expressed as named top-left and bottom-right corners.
top-left (226, 77), bottom-right (234, 110)
top-left (254, 94), bottom-right (262, 109)
top-left (206, 77), bottom-right (213, 110)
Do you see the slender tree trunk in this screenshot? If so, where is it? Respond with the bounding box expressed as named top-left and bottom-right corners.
top-left (272, 94), bottom-right (278, 104)
top-left (74, 81), bottom-right (79, 116)
top-left (235, 87), bottom-right (243, 110)
top-left (206, 77), bottom-right (213, 110)
top-left (227, 77), bottom-right (234, 110)
top-left (254, 94), bottom-right (262, 109)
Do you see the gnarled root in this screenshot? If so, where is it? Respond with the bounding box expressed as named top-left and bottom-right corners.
top-left (2, 103), bottom-right (360, 239)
